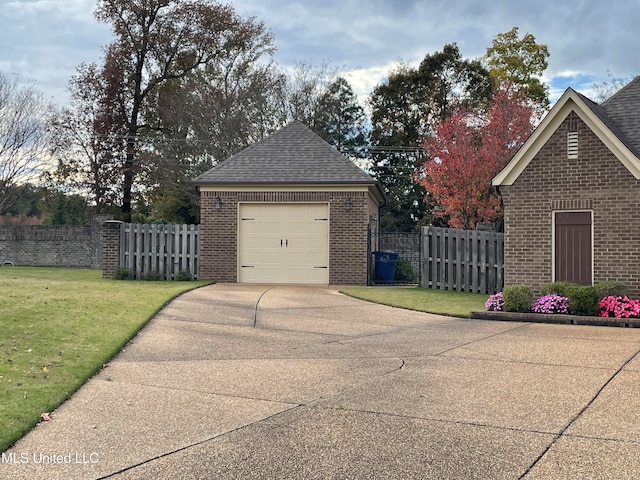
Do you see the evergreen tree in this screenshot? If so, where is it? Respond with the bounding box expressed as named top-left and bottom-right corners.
top-left (370, 45), bottom-right (492, 231)
top-left (313, 77), bottom-right (369, 159)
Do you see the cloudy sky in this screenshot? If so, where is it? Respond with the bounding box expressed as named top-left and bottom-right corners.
top-left (1, 0), bottom-right (638, 107)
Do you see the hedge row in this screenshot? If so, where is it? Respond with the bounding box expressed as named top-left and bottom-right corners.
top-left (487, 281), bottom-right (632, 317)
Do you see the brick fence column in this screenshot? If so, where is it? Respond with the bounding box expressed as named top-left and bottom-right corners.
top-left (101, 221), bottom-right (122, 278)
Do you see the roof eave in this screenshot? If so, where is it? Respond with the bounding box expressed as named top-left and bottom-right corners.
top-left (192, 180), bottom-right (386, 205)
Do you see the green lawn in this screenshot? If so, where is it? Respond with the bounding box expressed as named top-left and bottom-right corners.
top-left (0, 267), bottom-right (210, 453)
top-left (340, 286), bottom-right (489, 318)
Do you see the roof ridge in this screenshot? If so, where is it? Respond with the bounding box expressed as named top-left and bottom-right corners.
top-left (192, 120), bottom-right (378, 186)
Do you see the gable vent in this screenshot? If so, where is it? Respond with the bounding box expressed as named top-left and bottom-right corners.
top-left (567, 131), bottom-right (578, 159)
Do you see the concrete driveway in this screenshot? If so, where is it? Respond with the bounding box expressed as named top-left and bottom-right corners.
top-left (3, 284), bottom-right (640, 479)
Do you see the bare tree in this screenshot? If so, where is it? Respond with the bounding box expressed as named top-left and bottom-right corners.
top-left (592, 71), bottom-right (635, 103)
top-left (283, 61), bottom-right (338, 127)
top-left (47, 62), bottom-right (127, 213)
top-left (0, 72), bottom-right (50, 215)
top-left (94, 0), bottom-right (274, 221)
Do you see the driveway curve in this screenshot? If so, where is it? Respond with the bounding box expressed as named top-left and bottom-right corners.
top-left (4, 284), bottom-right (640, 479)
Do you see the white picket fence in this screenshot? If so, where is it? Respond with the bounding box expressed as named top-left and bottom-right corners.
top-left (422, 226), bottom-right (504, 294)
top-left (119, 223), bottom-right (199, 280)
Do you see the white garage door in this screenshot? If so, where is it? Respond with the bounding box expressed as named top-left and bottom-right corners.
top-left (238, 203), bottom-right (329, 284)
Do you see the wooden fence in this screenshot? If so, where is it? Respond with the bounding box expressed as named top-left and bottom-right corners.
top-left (120, 223), bottom-right (199, 280)
top-left (117, 222), bottom-right (500, 289)
top-left (421, 226), bottom-right (504, 294)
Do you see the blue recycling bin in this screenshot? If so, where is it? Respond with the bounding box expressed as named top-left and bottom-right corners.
top-left (374, 251), bottom-right (398, 284)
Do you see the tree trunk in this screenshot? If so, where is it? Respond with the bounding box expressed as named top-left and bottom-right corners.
top-left (122, 135), bottom-right (136, 222)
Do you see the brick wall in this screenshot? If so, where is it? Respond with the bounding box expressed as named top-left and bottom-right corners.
top-left (501, 111), bottom-right (640, 296)
top-left (101, 221), bottom-right (122, 278)
top-left (199, 190), bottom-right (377, 285)
top-left (0, 219), bottom-right (109, 269)
top-left (200, 191), bottom-right (238, 282)
top-left (329, 191), bottom-right (371, 285)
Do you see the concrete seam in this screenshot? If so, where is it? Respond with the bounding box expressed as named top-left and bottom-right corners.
top-left (95, 406), bottom-right (301, 479)
top-left (253, 287), bottom-right (275, 328)
top-left (434, 322), bottom-right (531, 356)
top-left (518, 346), bottom-right (640, 479)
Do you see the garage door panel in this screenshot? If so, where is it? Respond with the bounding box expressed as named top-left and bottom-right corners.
top-left (238, 203), bottom-right (329, 284)
top-left (241, 266), bottom-right (280, 283)
top-left (239, 266), bottom-right (258, 282)
top-left (309, 222), bottom-right (327, 233)
top-left (288, 253), bottom-right (322, 264)
top-left (263, 222), bottom-right (282, 234)
top-left (262, 252), bottom-right (281, 263)
top-left (287, 267), bottom-right (327, 283)
top-left (289, 224), bottom-right (307, 234)
top-left (309, 253), bottom-right (328, 264)
top-left (307, 237), bottom-right (327, 249)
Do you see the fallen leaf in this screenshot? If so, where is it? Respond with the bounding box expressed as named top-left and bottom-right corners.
top-left (40, 412), bottom-right (51, 421)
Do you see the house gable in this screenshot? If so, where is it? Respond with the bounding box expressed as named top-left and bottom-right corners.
top-left (493, 88), bottom-right (640, 186)
top-left (496, 79), bottom-right (640, 297)
top-left (193, 120), bottom-right (385, 205)
top-left (194, 121), bottom-right (383, 285)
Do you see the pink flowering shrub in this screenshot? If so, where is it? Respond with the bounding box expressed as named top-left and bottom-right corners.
top-left (485, 292), bottom-right (503, 311)
top-left (531, 294), bottom-right (569, 314)
top-left (598, 295), bottom-right (640, 318)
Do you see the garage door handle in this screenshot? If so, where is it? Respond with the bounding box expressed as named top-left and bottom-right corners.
top-left (314, 266), bottom-right (328, 269)
top-left (286, 239), bottom-right (288, 248)
top-left (241, 265), bottom-right (255, 268)
top-left (281, 239), bottom-right (283, 247)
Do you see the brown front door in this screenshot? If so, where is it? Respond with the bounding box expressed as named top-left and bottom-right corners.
top-left (554, 211), bottom-right (592, 285)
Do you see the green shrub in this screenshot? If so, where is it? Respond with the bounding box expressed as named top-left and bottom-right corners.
top-left (176, 270), bottom-right (192, 281)
top-left (142, 271), bottom-right (162, 281)
top-left (594, 281), bottom-right (629, 299)
top-left (568, 285), bottom-right (599, 316)
top-left (541, 281), bottom-right (598, 316)
top-left (502, 284), bottom-right (533, 312)
top-left (114, 266), bottom-right (132, 280)
top-left (394, 258), bottom-right (418, 283)
top-left (541, 281), bottom-right (576, 297)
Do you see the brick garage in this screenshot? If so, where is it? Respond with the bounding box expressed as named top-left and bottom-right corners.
top-left (193, 121), bottom-right (384, 285)
top-left (494, 78), bottom-right (640, 296)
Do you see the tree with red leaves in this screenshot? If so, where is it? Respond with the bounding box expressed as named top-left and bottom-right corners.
top-left (420, 85), bottom-right (535, 229)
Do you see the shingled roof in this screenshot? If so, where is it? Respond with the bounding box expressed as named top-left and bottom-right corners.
top-left (193, 120), bottom-right (379, 187)
top-left (600, 76), bottom-right (640, 158)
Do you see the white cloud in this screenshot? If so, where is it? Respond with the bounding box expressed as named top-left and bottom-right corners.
top-left (2, 0), bottom-right (639, 107)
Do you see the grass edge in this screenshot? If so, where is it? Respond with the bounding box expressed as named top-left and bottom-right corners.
top-left (338, 288), bottom-right (472, 318)
top-left (1, 280), bottom-right (214, 453)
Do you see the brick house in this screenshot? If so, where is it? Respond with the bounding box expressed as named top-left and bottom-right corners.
top-left (493, 77), bottom-right (640, 296)
top-left (192, 120), bottom-right (384, 285)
